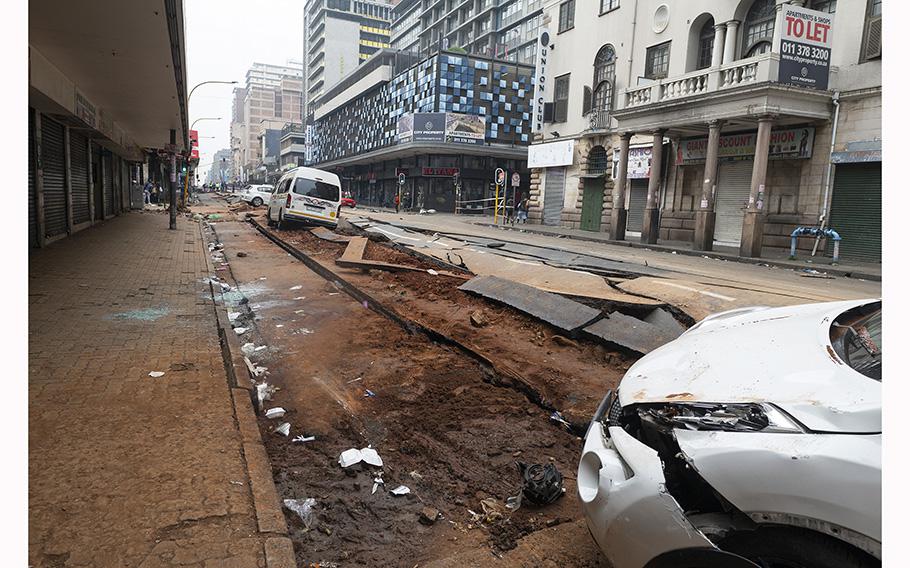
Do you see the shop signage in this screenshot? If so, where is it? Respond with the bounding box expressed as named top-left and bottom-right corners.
top-left (677, 127), bottom-right (815, 165)
top-left (422, 167), bottom-right (460, 177)
top-left (528, 139), bottom-right (575, 168)
top-left (398, 112), bottom-right (485, 145)
top-left (74, 89), bottom-right (96, 128)
top-left (778, 4), bottom-right (833, 90)
top-left (531, 28), bottom-right (551, 133)
top-left (189, 130), bottom-right (199, 160)
top-left (612, 146), bottom-right (653, 179)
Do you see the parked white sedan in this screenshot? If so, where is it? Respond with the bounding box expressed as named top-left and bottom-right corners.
top-left (239, 184), bottom-right (274, 207)
top-left (579, 299), bottom-right (881, 568)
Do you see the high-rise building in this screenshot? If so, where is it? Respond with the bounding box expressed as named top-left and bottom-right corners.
top-left (206, 149), bottom-right (233, 185)
top-left (229, 61), bottom-right (304, 181)
top-left (303, 0), bottom-right (393, 115)
top-left (393, 0), bottom-right (544, 64)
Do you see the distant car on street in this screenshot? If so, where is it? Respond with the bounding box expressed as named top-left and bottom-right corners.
top-left (267, 167), bottom-right (342, 229)
top-left (579, 299), bottom-right (882, 568)
top-left (239, 184), bottom-right (273, 207)
top-left (341, 196), bottom-right (356, 208)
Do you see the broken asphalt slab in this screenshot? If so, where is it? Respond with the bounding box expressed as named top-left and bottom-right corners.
top-left (582, 311), bottom-right (679, 355)
top-left (459, 275), bottom-right (602, 334)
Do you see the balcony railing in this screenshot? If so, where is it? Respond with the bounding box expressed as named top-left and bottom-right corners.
top-left (621, 53), bottom-right (779, 110)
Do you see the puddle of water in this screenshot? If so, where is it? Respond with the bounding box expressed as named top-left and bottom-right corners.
top-left (110, 306), bottom-right (169, 321)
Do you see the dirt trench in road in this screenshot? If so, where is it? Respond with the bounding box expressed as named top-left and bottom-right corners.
top-left (206, 213), bottom-right (618, 567)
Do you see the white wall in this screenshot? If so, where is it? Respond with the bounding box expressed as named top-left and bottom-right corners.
top-left (323, 18), bottom-right (362, 93)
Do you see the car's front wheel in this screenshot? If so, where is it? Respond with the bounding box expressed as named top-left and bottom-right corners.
top-left (719, 527), bottom-right (878, 568)
top-left (252, 197), bottom-right (263, 207)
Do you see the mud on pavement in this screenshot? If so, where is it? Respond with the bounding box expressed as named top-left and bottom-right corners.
top-left (203, 207), bottom-right (631, 567)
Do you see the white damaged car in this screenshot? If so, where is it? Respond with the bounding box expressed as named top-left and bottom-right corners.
top-left (578, 299), bottom-right (881, 568)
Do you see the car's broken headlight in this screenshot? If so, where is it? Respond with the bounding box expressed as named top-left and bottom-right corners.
top-left (641, 402), bottom-right (804, 433)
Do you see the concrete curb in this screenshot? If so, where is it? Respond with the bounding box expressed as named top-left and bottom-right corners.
top-left (198, 220), bottom-right (296, 568)
top-left (467, 221), bottom-right (881, 282)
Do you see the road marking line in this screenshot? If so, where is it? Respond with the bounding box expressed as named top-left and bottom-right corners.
top-left (654, 281), bottom-right (736, 301)
top-left (371, 227), bottom-right (422, 242)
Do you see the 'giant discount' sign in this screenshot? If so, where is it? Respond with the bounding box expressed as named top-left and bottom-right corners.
top-left (778, 4), bottom-right (834, 90)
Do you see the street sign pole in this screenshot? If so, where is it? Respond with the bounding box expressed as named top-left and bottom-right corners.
top-left (398, 172), bottom-right (406, 212)
top-left (168, 129), bottom-right (177, 230)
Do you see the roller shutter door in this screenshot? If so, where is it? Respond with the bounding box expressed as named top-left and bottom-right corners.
top-left (714, 160), bottom-right (753, 246)
top-left (102, 153), bottom-right (113, 217)
top-left (826, 163), bottom-right (881, 262)
top-left (29, 109), bottom-right (37, 247)
top-left (543, 167), bottom-right (565, 226)
top-left (41, 116), bottom-right (67, 237)
top-left (70, 131), bottom-right (91, 225)
top-left (626, 179), bottom-right (648, 233)
top-left (113, 157), bottom-right (122, 213)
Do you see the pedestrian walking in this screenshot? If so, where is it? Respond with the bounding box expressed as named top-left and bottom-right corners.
top-left (143, 180), bottom-right (152, 205)
top-left (517, 197), bottom-right (529, 224)
top-left (394, 193), bottom-right (401, 213)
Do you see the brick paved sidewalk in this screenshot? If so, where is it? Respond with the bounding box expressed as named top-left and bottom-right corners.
top-left (29, 212), bottom-right (291, 568)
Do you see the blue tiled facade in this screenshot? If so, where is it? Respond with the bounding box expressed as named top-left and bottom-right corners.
top-left (311, 52), bottom-right (534, 165)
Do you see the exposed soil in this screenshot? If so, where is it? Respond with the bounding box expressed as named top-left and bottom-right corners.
top-left (278, 226), bottom-right (635, 427)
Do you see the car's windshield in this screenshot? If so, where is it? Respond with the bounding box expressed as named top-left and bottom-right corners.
top-left (293, 177), bottom-right (339, 202)
top-left (830, 302), bottom-right (881, 381)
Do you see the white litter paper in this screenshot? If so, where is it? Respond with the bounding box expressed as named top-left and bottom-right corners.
top-left (292, 435), bottom-right (315, 443)
top-left (241, 342), bottom-right (256, 355)
top-left (338, 448), bottom-right (362, 468)
top-left (290, 285), bottom-right (303, 290)
top-left (234, 327), bottom-right (248, 335)
top-left (427, 269), bottom-right (439, 276)
top-left (148, 371), bottom-right (165, 378)
top-left (390, 485), bottom-right (411, 496)
top-left (361, 447), bottom-right (383, 467)
top-left (274, 422), bottom-right (291, 436)
top-left (265, 407), bottom-right (286, 419)
top-left (227, 311), bottom-right (241, 321)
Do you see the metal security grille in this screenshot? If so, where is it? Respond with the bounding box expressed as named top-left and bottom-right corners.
top-left (41, 116), bottom-right (67, 237)
top-left (113, 157), bottom-right (122, 213)
top-left (714, 160), bottom-right (753, 246)
top-left (70, 131), bottom-right (91, 225)
top-left (29, 108), bottom-right (37, 247)
top-left (543, 167), bottom-right (565, 226)
top-left (826, 163), bottom-right (881, 262)
top-left (102, 153), bottom-right (113, 217)
top-left (626, 179), bottom-right (648, 233)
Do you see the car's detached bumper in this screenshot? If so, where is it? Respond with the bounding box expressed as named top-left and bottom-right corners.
top-left (578, 421), bottom-right (715, 568)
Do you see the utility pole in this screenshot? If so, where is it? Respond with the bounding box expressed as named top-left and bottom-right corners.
top-left (169, 129), bottom-right (177, 230)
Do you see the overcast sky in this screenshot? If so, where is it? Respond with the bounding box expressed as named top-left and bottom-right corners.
top-left (186, 0), bottom-right (303, 181)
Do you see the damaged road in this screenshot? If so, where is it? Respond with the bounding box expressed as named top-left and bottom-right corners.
top-left (202, 213), bottom-right (614, 566)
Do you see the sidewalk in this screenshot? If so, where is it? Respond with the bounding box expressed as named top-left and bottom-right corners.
top-left (28, 212), bottom-right (293, 568)
top-left (354, 208), bottom-right (881, 281)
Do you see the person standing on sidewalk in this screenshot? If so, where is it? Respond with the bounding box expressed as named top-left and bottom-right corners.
top-left (517, 197), bottom-right (529, 224)
top-left (143, 181), bottom-right (152, 205)
top-left (394, 193), bottom-right (401, 213)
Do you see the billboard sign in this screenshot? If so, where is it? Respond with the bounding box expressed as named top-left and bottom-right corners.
top-left (778, 4), bottom-right (833, 90)
top-left (677, 127), bottom-right (816, 165)
top-left (527, 139), bottom-right (575, 168)
top-left (531, 28), bottom-right (551, 133)
top-left (399, 112), bottom-right (485, 145)
top-left (189, 129), bottom-right (199, 160)
top-left (445, 113), bottom-right (485, 145)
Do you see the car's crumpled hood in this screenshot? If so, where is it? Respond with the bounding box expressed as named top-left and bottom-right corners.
top-left (618, 299), bottom-right (881, 433)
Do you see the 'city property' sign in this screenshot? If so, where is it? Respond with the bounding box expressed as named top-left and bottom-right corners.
top-left (531, 28), bottom-right (551, 133)
top-left (778, 4), bottom-right (833, 90)
top-left (677, 127), bottom-right (816, 165)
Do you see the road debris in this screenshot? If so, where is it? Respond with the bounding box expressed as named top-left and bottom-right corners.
top-left (427, 269), bottom-right (439, 276)
top-left (284, 498), bottom-right (317, 530)
top-left (290, 285), bottom-right (303, 290)
top-left (364, 389), bottom-right (376, 398)
top-left (148, 371), bottom-right (165, 378)
top-left (274, 422), bottom-right (291, 436)
top-left (265, 407), bottom-right (286, 419)
top-left (292, 435), bottom-right (316, 443)
top-left (469, 310), bottom-right (489, 328)
top-left (338, 447), bottom-right (383, 468)
top-left (390, 485), bottom-right (411, 496)
top-left (256, 382), bottom-right (278, 406)
top-left (549, 411), bottom-right (571, 429)
top-left (372, 475), bottom-right (384, 495)
top-left (233, 326), bottom-right (248, 335)
top-left (419, 506), bottom-right (440, 525)
top-left (244, 356), bottom-right (268, 378)
top-left (517, 461), bottom-right (565, 505)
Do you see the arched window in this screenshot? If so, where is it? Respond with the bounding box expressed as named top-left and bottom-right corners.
top-left (696, 18), bottom-right (716, 69)
top-left (592, 45), bottom-right (616, 112)
top-left (588, 146), bottom-right (609, 175)
top-left (742, 0), bottom-right (775, 57)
